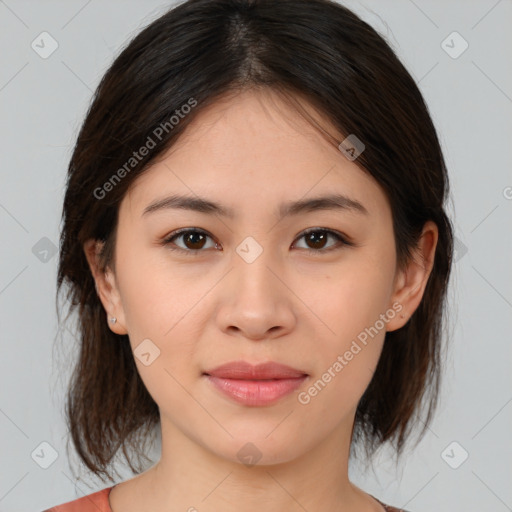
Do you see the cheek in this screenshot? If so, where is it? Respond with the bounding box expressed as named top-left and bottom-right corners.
top-left (310, 259), bottom-right (394, 343)
top-left (303, 256), bottom-right (394, 395)
top-left (116, 244), bottom-right (197, 337)
top-left (116, 245), bottom-right (207, 370)
top-left (117, 266), bottom-right (202, 409)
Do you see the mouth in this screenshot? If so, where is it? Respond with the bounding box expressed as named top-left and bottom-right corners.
top-left (202, 360), bottom-right (309, 406)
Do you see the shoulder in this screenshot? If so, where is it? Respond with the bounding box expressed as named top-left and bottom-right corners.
top-left (42, 486), bottom-right (113, 512)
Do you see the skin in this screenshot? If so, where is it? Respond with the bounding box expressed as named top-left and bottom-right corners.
top-left (84, 88), bottom-right (438, 512)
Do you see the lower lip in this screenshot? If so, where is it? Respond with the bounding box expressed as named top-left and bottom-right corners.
top-left (204, 375), bottom-right (308, 406)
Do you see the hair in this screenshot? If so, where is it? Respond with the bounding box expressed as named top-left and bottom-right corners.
top-left (56, 0), bottom-right (454, 484)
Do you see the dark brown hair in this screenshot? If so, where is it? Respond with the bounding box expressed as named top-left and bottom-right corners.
top-left (56, 0), bottom-right (454, 483)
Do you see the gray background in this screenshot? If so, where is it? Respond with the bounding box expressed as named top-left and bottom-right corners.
top-left (1, 0), bottom-right (511, 511)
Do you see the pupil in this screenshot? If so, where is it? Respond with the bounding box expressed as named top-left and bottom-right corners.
top-left (308, 231), bottom-right (326, 249)
top-left (186, 233), bottom-right (205, 249)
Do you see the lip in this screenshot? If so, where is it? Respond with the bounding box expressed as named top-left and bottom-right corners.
top-left (204, 361), bottom-right (308, 379)
top-left (203, 361), bottom-right (309, 406)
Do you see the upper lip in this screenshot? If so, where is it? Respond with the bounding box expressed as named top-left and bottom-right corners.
top-left (204, 361), bottom-right (308, 380)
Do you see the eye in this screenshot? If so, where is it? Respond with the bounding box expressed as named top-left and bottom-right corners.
top-left (162, 228), bottom-right (218, 255)
top-left (293, 228), bottom-right (353, 253)
top-left (161, 227), bottom-right (353, 255)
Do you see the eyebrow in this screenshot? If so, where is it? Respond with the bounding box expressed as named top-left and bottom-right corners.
top-left (142, 193), bottom-right (369, 219)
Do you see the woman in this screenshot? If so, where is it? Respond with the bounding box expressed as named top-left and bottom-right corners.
top-left (45, 0), bottom-right (453, 510)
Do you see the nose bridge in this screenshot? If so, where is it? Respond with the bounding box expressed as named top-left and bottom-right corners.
top-left (232, 233), bottom-right (280, 297)
top-left (216, 233), bottom-right (295, 338)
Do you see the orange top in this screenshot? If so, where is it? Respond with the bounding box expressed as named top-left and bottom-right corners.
top-left (43, 486), bottom-right (114, 512)
top-left (42, 485), bottom-right (409, 512)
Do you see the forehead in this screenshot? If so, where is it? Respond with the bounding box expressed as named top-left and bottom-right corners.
top-left (122, 88), bottom-right (389, 221)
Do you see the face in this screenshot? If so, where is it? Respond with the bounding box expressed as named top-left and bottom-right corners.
top-left (86, 88), bottom-right (435, 466)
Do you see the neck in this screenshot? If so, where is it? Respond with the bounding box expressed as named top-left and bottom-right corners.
top-left (124, 416), bottom-right (382, 512)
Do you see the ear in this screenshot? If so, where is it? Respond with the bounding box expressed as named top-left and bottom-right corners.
top-left (386, 220), bottom-right (438, 332)
top-left (83, 239), bottom-right (128, 335)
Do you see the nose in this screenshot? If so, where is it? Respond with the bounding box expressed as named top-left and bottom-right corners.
top-left (215, 248), bottom-right (296, 341)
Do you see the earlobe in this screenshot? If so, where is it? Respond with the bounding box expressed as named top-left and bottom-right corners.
top-left (386, 221), bottom-right (438, 332)
top-left (83, 239), bottom-right (128, 335)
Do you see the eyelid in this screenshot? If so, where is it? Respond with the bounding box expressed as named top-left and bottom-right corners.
top-left (161, 227), bottom-right (354, 254)
top-left (297, 227), bottom-right (353, 246)
top-left (162, 227), bottom-right (218, 255)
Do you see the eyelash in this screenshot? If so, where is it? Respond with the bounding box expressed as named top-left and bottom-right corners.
top-left (161, 227), bottom-right (354, 256)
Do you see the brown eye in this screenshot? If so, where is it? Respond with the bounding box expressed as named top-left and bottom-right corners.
top-left (181, 231), bottom-right (207, 250)
top-left (304, 231), bottom-right (329, 249)
top-left (293, 228), bottom-right (351, 253)
top-left (162, 227), bottom-right (352, 256)
top-left (163, 229), bottom-right (218, 254)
